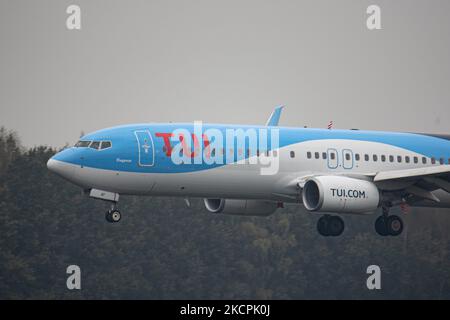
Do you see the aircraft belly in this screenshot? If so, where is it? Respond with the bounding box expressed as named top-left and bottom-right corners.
top-left (149, 166), bottom-right (283, 200)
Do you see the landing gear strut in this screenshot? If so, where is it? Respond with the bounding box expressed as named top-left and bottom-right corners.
top-left (317, 215), bottom-right (345, 237)
top-left (88, 189), bottom-right (122, 223)
top-left (375, 206), bottom-right (403, 236)
top-left (105, 203), bottom-right (121, 223)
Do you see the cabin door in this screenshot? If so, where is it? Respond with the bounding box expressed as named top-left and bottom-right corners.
top-left (134, 130), bottom-right (155, 167)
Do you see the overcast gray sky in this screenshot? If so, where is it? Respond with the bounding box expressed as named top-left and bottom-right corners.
top-left (1, 0), bottom-right (449, 148)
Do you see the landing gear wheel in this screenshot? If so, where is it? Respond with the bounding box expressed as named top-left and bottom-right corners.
top-left (387, 215), bottom-right (403, 236)
top-left (317, 215), bottom-right (330, 237)
top-left (328, 216), bottom-right (345, 236)
top-left (375, 216), bottom-right (389, 236)
top-left (106, 209), bottom-right (121, 223)
top-left (317, 215), bottom-right (345, 237)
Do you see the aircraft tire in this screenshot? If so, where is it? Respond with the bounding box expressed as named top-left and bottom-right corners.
top-left (317, 215), bottom-right (330, 237)
top-left (105, 209), bottom-right (121, 223)
top-left (375, 216), bottom-right (389, 236)
top-left (328, 216), bottom-right (345, 236)
top-left (387, 215), bottom-right (403, 236)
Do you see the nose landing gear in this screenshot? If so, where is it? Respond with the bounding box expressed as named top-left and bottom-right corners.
top-left (88, 189), bottom-right (122, 223)
top-left (106, 207), bottom-right (121, 223)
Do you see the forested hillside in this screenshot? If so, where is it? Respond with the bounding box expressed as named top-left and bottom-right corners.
top-left (0, 128), bottom-right (449, 299)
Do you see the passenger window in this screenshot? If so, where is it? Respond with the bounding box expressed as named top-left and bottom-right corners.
top-left (373, 155), bottom-right (378, 162)
top-left (307, 152), bottom-right (312, 159)
top-left (211, 149), bottom-right (216, 157)
top-left (414, 157), bottom-right (418, 164)
top-left (355, 154), bottom-right (360, 161)
top-left (397, 156), bottom-right (402, 163)
top-left (389, 155), bottom-right (394, 162)
top-left (330, 152), bottom-right (335, 160)
top-left (346, 153), bottom-right (351, 161)
top-left (315, 152), bottom-right (320, 159)
top-left (322, 152), bottom-right (327, 159)
top-left (90, 141), bottom-right (100, 150)
top-left (364, 154), bottom-right (369, 161)
top-left (431, 157), bottom-right (436, 164)
top-left (381, 155), bottom-right (386, 162)
top-left (100, 141), bottom-right (111, 149)
top-left (440, 158), bottom-right (444, 165)
top-left (290, 151), bottom-right (295, 158)
top-left (422, 157), bottom-right (427, 164)
top-left (405, 156), bottom-right (410, 163)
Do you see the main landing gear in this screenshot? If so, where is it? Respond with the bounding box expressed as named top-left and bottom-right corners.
top-left (317, 215), bottom-right (345, 237)
top-left (105, 203), bottom-right (122, 223)
top-left (374, 206), bottom-right (403, 236)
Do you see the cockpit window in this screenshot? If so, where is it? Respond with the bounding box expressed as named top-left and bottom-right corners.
top-left (100, 141), bottom-right (112, 150)
top-left (75, 140), bottom-right (91, 147)
top-left (75, 139), bottom-right (111, 150)
top-left (90, 141), bottom-right (101, 150)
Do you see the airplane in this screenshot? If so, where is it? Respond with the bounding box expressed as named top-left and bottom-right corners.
top-left (47, 106), bottom-right (450, 237)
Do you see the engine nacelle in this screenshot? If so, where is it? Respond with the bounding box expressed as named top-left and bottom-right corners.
top-left (302, 176), bottom-right (380, 214)
top-left (204, 198), bottom-right (278, 216)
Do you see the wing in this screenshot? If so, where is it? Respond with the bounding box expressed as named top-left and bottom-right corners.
top-left (374, 165), bottom-right (450, 185)
top-left (373, 165), bottom-right (450, 204)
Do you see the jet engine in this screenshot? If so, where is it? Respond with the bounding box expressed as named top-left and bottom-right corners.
top-left (302, 176), bottom-right (380, 214)
top-left (204, 198), bottom-right (278, 216)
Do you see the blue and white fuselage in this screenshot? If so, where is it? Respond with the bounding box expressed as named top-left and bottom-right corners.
top-left (47, 109), bottom-right (450, 236)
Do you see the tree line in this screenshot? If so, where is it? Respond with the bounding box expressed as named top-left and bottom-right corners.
top-left (0, 127), bottom-right (449, 299)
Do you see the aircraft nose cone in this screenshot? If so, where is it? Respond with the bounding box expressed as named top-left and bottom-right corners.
top-left (47, 157), bottom-right (75, 180)
top-left (47, 158), bottom-right (57, 172)
top-left (47, 158), bottom-right (63, 175)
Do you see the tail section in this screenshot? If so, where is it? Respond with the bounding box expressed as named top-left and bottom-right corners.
top-left (265, 105), bottom-right (284, 126)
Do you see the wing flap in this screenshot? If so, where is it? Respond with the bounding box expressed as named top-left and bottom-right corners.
top-left (405, 185), bottom-right (441, 202)
top-left (423, 177), bottom-right (450, 193)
